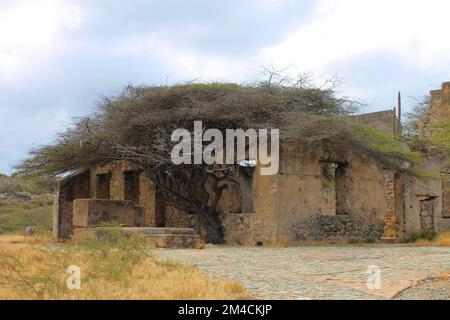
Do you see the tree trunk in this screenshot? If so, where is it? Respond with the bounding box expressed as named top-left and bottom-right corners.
top-left (197, 209), bottom-right (224, 244)
top-left (149, 168), bottom-right (226, 244)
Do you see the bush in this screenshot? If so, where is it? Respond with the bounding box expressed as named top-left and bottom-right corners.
top-left (0, 231), bottom-right (246, 299)
top-left (0, 174), bottom-right (55, 195)
top-left (0, 203), bottom-right (52, 235)
top-left (72, 226), bottom-right (149, 283)
top-left (406, 230), bottom-right (436, 243)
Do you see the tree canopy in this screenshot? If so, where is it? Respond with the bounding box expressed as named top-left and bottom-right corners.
top-left (16, 81), bottom-right (419, 178)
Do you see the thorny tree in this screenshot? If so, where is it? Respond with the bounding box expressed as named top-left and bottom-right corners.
top-left (16, 75), bottom-right (420, 243)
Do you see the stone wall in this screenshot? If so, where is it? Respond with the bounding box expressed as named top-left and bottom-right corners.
top-left (420, 82), bottom-right (450, 137)
top-left (164, 207), bottom-right (208, 239)
top-left (443, 178), bottom-right (450, 219)
top-left (216, 144), bottom-right (391, 245)
top-left (56, 133), bottom-right (428, 244)
top-left (90, 161), bottom-right (156, 227)
top-left (403, 154), bottom-right (449, 234)
top-left (53, 170), bottom-right (90, 239)
top-left (72, 199), bottom-right (144, 228)
top-left (295, 213), bottom-right (384, 243)
top-left (349, 110), bottom-right (398, 135)
top-left (414, 81), bottom-right (450, 233)
top-left (55, 147), bottom-right (402, 244)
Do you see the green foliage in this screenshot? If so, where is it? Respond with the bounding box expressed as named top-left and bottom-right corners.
top-left (14, 80), bottom-right (424, 179)
top-left (409, 168), bottom-right (442, 180)
top-left (403, 95), bottom-right (430, 137)
top-left (73, 227), bottom-right (149, 283)
top-left (406, 230), bottom-right (436, 243)
top-left (14, 81), bottom-right (361, 178)
top-left (353, 124), bottom-right (422, 163)
top-left (320, 162), bottom-right (337, 189)
top-left (0, 203), bottom-right (53, 235)
top-left (181, 82), bottom-right (241, 91)
top-left (429, 121), bottom-right (450, 154)
top-left (0, 230), bottom-right (150, 298)
top-left (0, 174), bottom-right (55, 194)
top-left (0, 249), bottom-right (71, 299)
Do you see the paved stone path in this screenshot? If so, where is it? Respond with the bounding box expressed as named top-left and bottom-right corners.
top-left (394, 279), bottom-right (450, 300)
top-left (155, 245), bottom-right (450, 300)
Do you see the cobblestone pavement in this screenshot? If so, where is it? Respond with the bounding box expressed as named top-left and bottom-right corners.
top-left (394, 279), bottom-right (450, 300)
top-left (155, 245), bottom-right (450, 300)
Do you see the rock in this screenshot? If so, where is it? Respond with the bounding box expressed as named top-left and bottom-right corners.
top-left (25, 227), bottom-right (35, 236)
top-left (15, 192), bottom-right (32, 200)
top-left (0, 192), bottom-right (13, 200)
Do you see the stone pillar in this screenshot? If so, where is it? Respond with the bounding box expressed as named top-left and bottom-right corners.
top-left (139, 173), bottom-right (156, 226)
top-left (382, 171), bottom-right (398, 239)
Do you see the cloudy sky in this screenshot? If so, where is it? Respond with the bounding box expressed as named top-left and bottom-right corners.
top-left (0, 0), bottom-right (449, 174)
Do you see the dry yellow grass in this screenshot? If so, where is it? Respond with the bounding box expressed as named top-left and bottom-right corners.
top-left (433, 271), bottom-right (450, 281)
top-left (0, 244), bottom-right (246, 300)
top-left (414, 231), bottom-right (450, 247)
top-left (0, 234), bottom-right (55, 244)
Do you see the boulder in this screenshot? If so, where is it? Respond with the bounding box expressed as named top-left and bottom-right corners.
top-left (25, 226), bottom-right (35, 236)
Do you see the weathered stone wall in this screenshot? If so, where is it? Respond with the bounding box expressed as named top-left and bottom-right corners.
top-left (295, 213), bottom-right (384, 243)
top-left (420, 82), bottom-right (450, 137)
top-left (218, 144), bottom-right (392, 245)
top-left (164, 207), bottom-right (209, 239)
top-left (414, 81), bottom-right (450, 233)
top-left (58, 128), bottom-right (447, 244)
top-left (139, 174), bottom-right (156, 226)
top-left (221, 214), bottom-right (254, 245)
top-left (350, 110), bottom-right (398, 135)
top-left (72, 199), bottom-right (144, 228)
top-left (54, 149), bottom-right (405, 244)
top-left (403, 154), bottom-right (449, 234)
top-left (90, 161), bottom-right (156, 227)
top-left (53, 170), bottom-right (90, 239)
top-left (443, 177), bottom-right (450, 219)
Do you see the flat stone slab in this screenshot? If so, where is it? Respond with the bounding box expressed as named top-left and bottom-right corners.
top-left (121, 227), bottom-right (202, 249)
top-left (121, 227), bottom-right (198, 236)
top-left (74, 227), bottom-right (201, 248)
top-left (154, 245), bottom-right (450, 299)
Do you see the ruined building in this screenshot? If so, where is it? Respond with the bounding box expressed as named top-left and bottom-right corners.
top-left (54, 83), bottom-right (450, 246)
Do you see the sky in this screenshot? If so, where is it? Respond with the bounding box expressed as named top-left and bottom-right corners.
top-left (0, 0), bottom-right (449, 174)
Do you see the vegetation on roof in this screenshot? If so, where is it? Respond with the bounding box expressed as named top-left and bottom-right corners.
top-left (15, 80), bottom-right (418, 177)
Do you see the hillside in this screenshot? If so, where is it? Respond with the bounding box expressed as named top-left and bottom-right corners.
top-left (0, 173), bottom-right (55, 198)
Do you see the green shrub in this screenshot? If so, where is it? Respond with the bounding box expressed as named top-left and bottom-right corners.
top-left (0, 232), bottom-right (150, 298)
top-left (72, 226), bottom-right (149, 283)
top-left (353, 125), bottom-right (422, 163)
top-left (406, 230), bottom-right (436, 243)
top-left (0, 174), bottom-right (55, 195)
top-left (0, 204), bottom-right (52, 235)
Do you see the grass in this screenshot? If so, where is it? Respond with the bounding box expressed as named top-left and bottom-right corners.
top-left (413, 231), bottom-right (450, 247)
top-left (0, 200), bottom-right (246, 300)
top-left (0, 234), bottom-right (55, 244)
top-left (353, 124), bottom-right (423, 163)
top-left (0, 231), bottom-right (246, 300)
top-left (0, 174), bottom-right (55, 195)
top-left (0, 199), bottom-right (53, 235)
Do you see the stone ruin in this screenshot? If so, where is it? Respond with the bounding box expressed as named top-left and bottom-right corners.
top-left (53, 82), bottom-right (450, 247)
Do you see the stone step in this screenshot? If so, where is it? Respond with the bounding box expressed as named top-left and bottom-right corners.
top-left (121, 227), bottom-right (198, 236)
top-left (143, 233), bottom-right (202, 249)
top-left (380, 237), bottom-right (400, 244)
top-left (73, 227), bottom-right (202, 249)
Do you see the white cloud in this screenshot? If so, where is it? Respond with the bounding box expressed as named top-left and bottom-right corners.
top-left (258, 0), bottom-right (450, 72)
top-left (0, 0), bottom-right (82, 83)
top-left (111, 31), bottom-right (251, 82)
